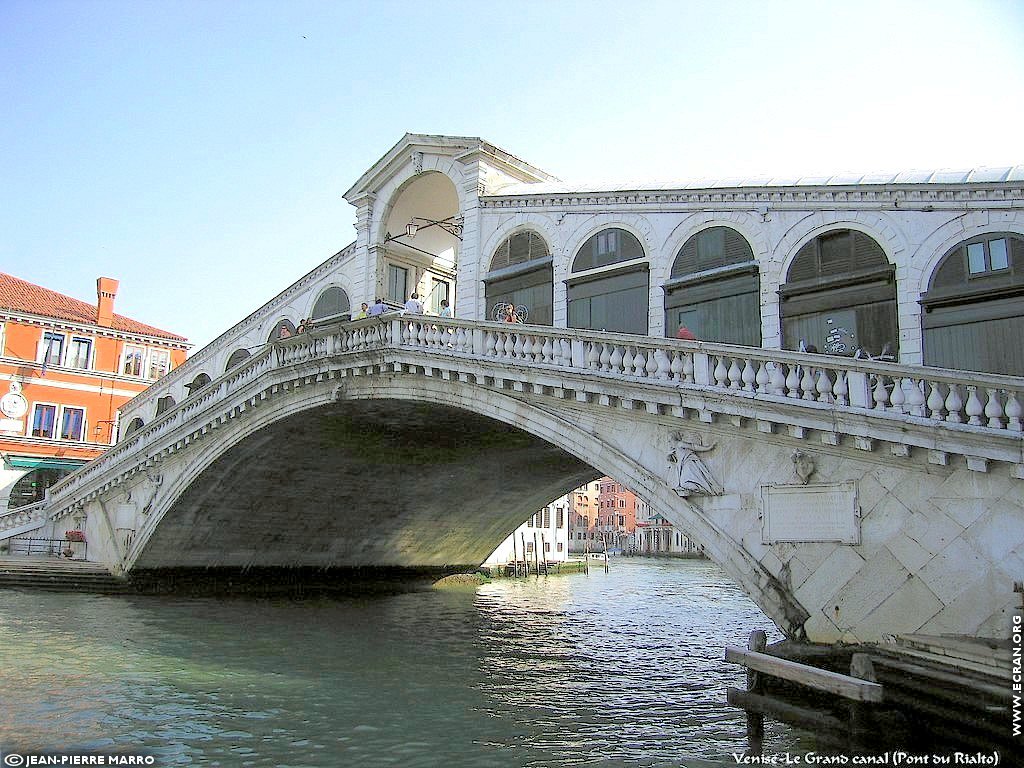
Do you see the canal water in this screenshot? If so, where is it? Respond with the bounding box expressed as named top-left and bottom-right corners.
top-left (0, 558), bottom-right (809, 766)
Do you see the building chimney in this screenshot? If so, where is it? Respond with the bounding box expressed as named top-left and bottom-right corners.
top-left (96, 277), bottom-right (119, 327)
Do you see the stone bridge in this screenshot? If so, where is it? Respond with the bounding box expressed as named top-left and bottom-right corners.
top-left (6, 316), bottom-right (1023, 644)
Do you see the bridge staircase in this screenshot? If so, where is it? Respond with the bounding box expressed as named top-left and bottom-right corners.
top-left (0, 556), bottom-right (128, 593)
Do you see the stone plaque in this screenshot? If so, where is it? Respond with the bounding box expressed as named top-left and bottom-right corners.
top-left (760, 481), bottom-right (860, 544)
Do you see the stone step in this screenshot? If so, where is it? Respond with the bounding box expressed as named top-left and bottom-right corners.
top-left (0, 556), bottom-right (129, 593)
top-left (872, 635), bottom-right (1009, 680)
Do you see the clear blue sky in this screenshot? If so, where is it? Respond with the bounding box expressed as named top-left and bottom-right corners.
top-left (2, 0), bottom-right (1022, 350)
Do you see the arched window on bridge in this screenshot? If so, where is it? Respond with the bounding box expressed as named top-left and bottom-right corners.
top-left (225, 349), bottom-right (251, 371)
top-left (122, 417), bottom-right (145, 440)
top-left (268, 319), bottom-right (297, 342)
top-left (567, 228), bottom-right (648, 334)
top-left (185, 373), bottom-right (211, 396)
top-left (920, 232), bottom-right (1024, 376)
top-left (664, 226), bottom-right (760, 345)
top-left (155, 395), bottom-right (176, 417)
top-left (311, 286), bottom-right (351, 324)
top-left (484, 230), bottom-right (552, 325)
top-left (779, 229), bottom-right (897, 358)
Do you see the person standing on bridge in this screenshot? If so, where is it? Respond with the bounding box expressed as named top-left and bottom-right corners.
top-left (675, 324), bottom-right (696, 341)
top-left (438, 299), bottom-right (452, 318)
top-left (368, 297), bottom-right (387, 316)
top-left (503, 304), bottom-right (521, 323)
top-left (354, 303), bottom-right (369, 320)
top-left (404, 293), bottom-right (423, 314)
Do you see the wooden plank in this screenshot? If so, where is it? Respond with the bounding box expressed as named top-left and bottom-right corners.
top-left (894, 633), bottom-right (1012, 666)
top-left (727, 687), bottom-right (845, 732)
top-left (725, 647), bottom-right (884, 702)
top-left (870, 654), bottom-right (1010, 702)
top-left (878, 644), bottom-right (1005, 679)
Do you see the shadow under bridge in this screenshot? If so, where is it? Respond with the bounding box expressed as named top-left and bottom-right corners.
top-left (134, 399), bottom-right (598, 570)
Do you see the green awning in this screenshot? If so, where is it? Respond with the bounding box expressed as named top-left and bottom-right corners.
top-left (5, 457), bottom-right (86, 471)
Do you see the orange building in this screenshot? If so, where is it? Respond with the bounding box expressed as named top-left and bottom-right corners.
top-left (0, 273), bottom-right (189, 508)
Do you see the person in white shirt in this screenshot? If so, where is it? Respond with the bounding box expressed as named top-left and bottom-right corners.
top-left (404, 293), bottom-right (423, 314)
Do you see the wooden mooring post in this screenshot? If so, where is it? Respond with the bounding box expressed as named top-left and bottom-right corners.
top-left (725, 630), bottom-right (883, 755)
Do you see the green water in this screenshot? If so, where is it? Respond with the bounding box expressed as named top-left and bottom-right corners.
top-left (0, 559), bottom-right (803, 766)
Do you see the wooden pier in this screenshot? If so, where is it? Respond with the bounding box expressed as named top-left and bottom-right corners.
top-left (726, 630), bottom-right (1018, 757)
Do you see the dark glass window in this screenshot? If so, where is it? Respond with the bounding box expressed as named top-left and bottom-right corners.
top-left (311, 287), bottom-right (351, 320)
top-left (387, 265), bottom-right (408, 303)
top-left (186, 373), bottom-right (212, 395)
top-left (568, 267), bottom-right (649, 334)
top-left (225, 349), bottom-right (251, 371)
top-left (568, 228), bottom-right (648, 335)
top-left (572, 228), bottom-right (644, 272)
top-left (490, 231), bottom-right (549, 272)
top-left (155, 396), bottom-right (176, 417)
top-left (921, 233), bottom-right (1024, 375)
top-left (780, 229), bottom-right (896, 358)
top-left (665, 227), bottom-right (759, 345)
top-left (485, 230), bottom-right (553, 326)
top-left (268, 320), bottom-right (297, 342)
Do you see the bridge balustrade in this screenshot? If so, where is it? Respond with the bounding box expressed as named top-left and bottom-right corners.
top-left (32, 315), bottom-right (1024, 528)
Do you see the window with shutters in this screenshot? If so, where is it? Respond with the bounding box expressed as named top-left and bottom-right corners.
top-left (921, 233), bottom-right (1024, 376)
top-left (485, 230), bottom-right (553, 326)
top-left (311, 286), bottom-right (351, 321)
top-left (779, 229), bottom-right (896, 358)
top-left (568, 228), bottom-right (649, 335)
top-left (664, 227), bottom-right (760, 345)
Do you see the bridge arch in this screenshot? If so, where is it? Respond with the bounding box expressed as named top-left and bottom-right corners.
top-left (129, 371), bottom-right (805, 636)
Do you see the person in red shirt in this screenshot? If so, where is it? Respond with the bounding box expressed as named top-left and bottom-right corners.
top-left (675, 325), bottom-right (696, 340)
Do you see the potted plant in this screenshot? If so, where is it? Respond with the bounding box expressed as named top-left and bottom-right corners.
top-left (65, 529), bottom-right (86, 559)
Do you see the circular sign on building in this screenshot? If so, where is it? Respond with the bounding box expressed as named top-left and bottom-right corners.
top-left (1, 386), bottom-right (28, 419)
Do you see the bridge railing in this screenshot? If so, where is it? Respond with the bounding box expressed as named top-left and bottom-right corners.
top-left (40, 315), bottom-right (1024, 519)
top-left (390, 317), bottom-right (1024, 433)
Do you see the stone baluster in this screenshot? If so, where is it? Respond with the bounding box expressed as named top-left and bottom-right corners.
top-left (504, 333), bottom-right (516, 359)
top-left (633, 348), bottom-right (648, 378)
top-left (785, 364), bottom-right (800, 398)
top-left (872, 375), bottom-right (890, 410)
top-left (1004, 391), bottom-right (1023, 431)
top-left (542, 337), bottom-right (553, 364)
top-left (944, 383), bottom-right (964, 423)
top-left (418, 323), bottom-right (429, 347)
top-left (728, 358), bottom-right (742, 389)
top-left (965, 386), bottom-right (985, 426)
top-left (815, 368), bottom-right (833, 403)
top-left (927, 381), bottom-right (946, 419)
top-left (484, 330), bottom-right (497, 357)
top-left (713, 356), bottom-right (729, 388)
top-left (522, 335), bottom-right (533, 361)
top-left (905, 378), bottom-right (927, 417)
top-left (559, 338), bottom-right (573, 367)
top-left (681, 353), bottom-right (694, 384)
top-left (800, 365), bottom-right (815, 400)
top-left (647, 349), bottom-right (661, 379)
top-left (889, 376), bottom-right (906, 413)
top-left (655, 348), bottom-right (672, 381)
top-left (755, 361), bottom-right (770, 394)
top-left (586, 342), bottom-right (601, 369)
top-left (741, 359), bottom-right (756, 392)
top-left (984, 388), bottom-right (1005, 430)
top-left (600, 344), bottom-right (612, 372)
top-left (612, 346), bottom-right (625, 375)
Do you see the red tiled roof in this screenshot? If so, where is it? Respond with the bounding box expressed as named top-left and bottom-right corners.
top-left (0, 272), bottom-right (188, 343)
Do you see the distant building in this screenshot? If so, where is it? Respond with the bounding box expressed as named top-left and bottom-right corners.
top-left (567, 479), bottom-right (601, 553)
top-left (483, 494), bottom-right (571, 568)
top-left (0, 273), bottom-right (189, 509)
top-left (596, 478), bottom-right (639, 551)
top-left (634, 507), bottom-right (704, 557)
